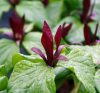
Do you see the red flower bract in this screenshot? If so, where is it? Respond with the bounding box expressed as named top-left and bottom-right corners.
top-left (42, 0), bottom-right (49, 7)
top-left (84, 23), bottom-right (99, 45)
top-left (84, 23), bottom-right (91, 45)
top-left (9, 11), bottom-right (25, 42)
top-left (41, 21), bottom-right (53, 65)
top-left (9, 0), bottom-right (20, 6)
top-left (80, 0), bottom-right (92, 23)
top-left (62, 23), bottom-right (72, 39)
top-left (32, 21), bottom-right (67, 67)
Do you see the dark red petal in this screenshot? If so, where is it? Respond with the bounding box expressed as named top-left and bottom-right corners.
top-left (83, 0), bottom-right (90, 16)
top-left (81, 0), bottom-right (91, 22)
top-left (62, 23), bottom-right (72, 38)
top-left (42, 0), bottom-right (49, 6)
top-left (42, 21), bottom-right (53, 42)
top-left (53, 45), bottom-right (66, 66)
top-left (9, 0), bottom-right (20, 5)
top-left (41, 21), bottom-right (53, 65)
top-left (84, 24), bottom-right (91, 45)
top-left (54, 45), bottom-right (65, 59)
top-left (9, 11), bottom-right (24, 41)
top-left (57, 55), bottom-right (68, 61)
top-left (55, 25), bottom-right (62, 48)
top-left (31, 47), bottom-right (47, 62)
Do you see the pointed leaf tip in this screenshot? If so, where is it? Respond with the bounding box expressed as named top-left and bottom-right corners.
top-left (41, 21), bottom-right (53, 64)
top-left (57, 55), bottom-right (68, 61)
top-left (55, 25), bottom-right (62, 48)
top-left (31, 47), bottom-right (47, 62)
top-left (9, 11), bottom-right (24, 41)
top-left (84, 24), bottom-right (91, 45)
top-left (42, 21), bottom-right (53, 41)
top-left (83, 0), bottom-right (91, 15)
top-left (54, 45), bottom-right (65, 59)
top-left (81, 0), bottom-right (91, 22)
top-left (62, 23), bottom-right (72, 38)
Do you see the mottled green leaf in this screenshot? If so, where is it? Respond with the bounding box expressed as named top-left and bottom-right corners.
top-left (95, 69), bottom-right (100, 93)
top-left (12, 53), bottom-right (43, 66)
top-left (69, 45), bottom-right (100, 64)
top-left (8, 60), bottom-right (56, 93)
top-left (57, 49), bottom-right (95, 93)
top-left (16, 1), bottom-right (49, 28)
top-left (0, 39), bottom-right (19, 72)
top-left (23, 32), bottom-right (43, 54)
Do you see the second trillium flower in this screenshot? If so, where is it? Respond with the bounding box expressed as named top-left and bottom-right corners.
top-left (9, 11), bottom-right (25, 43)
top-left (32, 21), bottom-right (67, 67)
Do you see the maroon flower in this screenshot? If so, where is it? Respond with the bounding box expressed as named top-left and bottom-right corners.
top-left (84, 23), bottom-right (99, 45)
top-left (32, 21), bottom-right (67, 67)
top-left (62, 23), bottom-right (72, 39)
top-left (9, 0), bottom-right (20, 6)
top-left (80, 0), bottom-right (94, 23)
top-left (9, 11), bottom-right (25, 42)
top-left (42, 0), bottom-right (49, 7)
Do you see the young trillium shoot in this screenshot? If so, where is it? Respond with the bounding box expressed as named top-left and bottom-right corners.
top-left (62, 23), bottom-right (72, 39)
top-left (80, 0), bottom-right (94, 23)
top-left (84, 23), bottom-right (99, 45)
top-left (32, 21), bottom-right (67, 67)
top-left (42, 0), bottom-right (49, 7)
top-left (9, 0), bottom-right (20, 6)
top-left (9, 11), bottom-right (25, 43)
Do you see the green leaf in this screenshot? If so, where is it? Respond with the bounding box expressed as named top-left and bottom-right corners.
top-left (0, 39), bottom-right (19, 72)
top-left (0, 76), bottom-right (8, 91)
top-left (62, 0), bottom-right (82, 16)
top-left (67, 48), bottom-right (95, 66)
top-left (69, 45), bottom-right (100, 64)
top-left (57, 49), bottom-right (95, 93)
top-left (0, 28), bottom-right (12, 33)
top-left (49, 0), bottom-right (60, 3)
top-left (12, 53), bottom-right (43, 66)
top-left (23, 32), bottom-right (43, 54)
top-left (46, 1), bottom-right (62, 26)
top-left (16, 1), bottom-right (49, 28)
top-left (66, 22), bottom-right (84, 43)
top-left (8, 60), bottom-right (56, 93)
top-left (95, 69), bottom-right (100, 93)
top-left (0, 90), bottom-right (7, 93)
top-left (24, 23), bottom-right (35, 33)
top-left (0, 0), bottom-right (10, 18)
top-left (0, 65), bottom-right (7, 75)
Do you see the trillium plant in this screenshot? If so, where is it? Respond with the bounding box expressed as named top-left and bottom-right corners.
top-left (0, 0), bottom-right (100, 93)
top-left (80, 0), bottom-right (93, 23)
top-left (32, 21), bottom-right (67, 67)
top-left (84, 23), bottom-right (99, 45)
top-left (9, 11), bottom-right (25, 44)
top-left (0, 11), bottom-right (42, 73)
